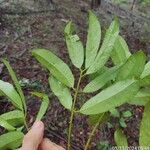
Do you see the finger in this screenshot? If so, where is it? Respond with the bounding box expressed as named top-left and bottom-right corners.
top-left (40, 138), bottom-right (65, 150)
top-left (20, 121), bottom-right (44, 150)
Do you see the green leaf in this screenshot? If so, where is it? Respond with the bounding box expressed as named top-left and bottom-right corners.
top-left (80, 79), bottom-right (139, 115)
top-left (128, 88), bottom-right (150, 106)
top-left (0, 110), bottom-right (24, 127)
top-left (139, 101), bottom-right (150, 146)
top-left (83, 66), bottom-right (119, 93)
top-left (140, 76), bottom-right (150, 86)
top-left (31, 92), bottom-right (49, 120)
top-left (141, 61), bottom-right (150, 78)
top-left (31, 92), bottom-right (46, 98)
top-left (86, 19), bottom-right (119, 74)
top-left (135, 88), bottom-right (150, 98)
top-left (0, 117), bottom-right (16, 131)
top-left (49, 76), bottom-right (72, 110)
top-left (37, 95), bottom-right (49, 120)
top-left (97, 141), bottom-right (110, 150)
top-left (32, 49), bottom-right (74, 87)
top-left (17, 126), bottom-right (24, 132)
top-left (85, 11), bottom-right (101, 68)
top-left (88, 112), bottom-right (109, 126)
top-left (2, 59), bottom-right (26, 113)
top-left (114, 129), bottom-right (128, 146)
top-left (64, 21), bottom-right (73, 35)
top-left (111, 35), bottom-right (131, 65)
top-left (0, 131), bottom-right (24, 150)
top-left (88, 66), bottom-right (108, 81)
top-left (140, 61), bottom-right (150, 86)
top-left (65, 22), bottom-right (84, 68)
top-left (0, 80), bottom-right (23, 110)
top-left (110, 108), bottom-right (120, 117)
top-left (116, 51), bottom-right (146, 81)
top-left (119, 118), bottom-right (127, 128)
top-left (0, 91), bottom-right (4, 96)
top-left (122, 111), bottom-right (132, 118)
top-left (129, 97), bottom-right (150, 106)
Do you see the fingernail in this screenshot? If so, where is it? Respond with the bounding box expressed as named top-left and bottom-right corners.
top-left (32, 121), bottom-right (44, 130)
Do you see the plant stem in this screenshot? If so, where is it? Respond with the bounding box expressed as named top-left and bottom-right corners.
top-left (67, 71), bottom-right (83, 150)
top-left (84, 123), bottom-right (99, 150)
top-left (84, 114), bottom-right (104, 150)
top-left (24, 118), bottom-right (29, 131)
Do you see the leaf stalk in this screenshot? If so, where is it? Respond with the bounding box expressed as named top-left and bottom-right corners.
top-left (67, 70), bottom-right (83, 150)
top-left (84, 113), bottom-right (105, 150)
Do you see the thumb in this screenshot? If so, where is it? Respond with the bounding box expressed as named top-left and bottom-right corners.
top-left (20, 121), bottom-right (44, 150)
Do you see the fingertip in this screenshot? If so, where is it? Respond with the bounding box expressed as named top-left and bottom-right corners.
top-left (32, 120), bottom-right (44, 130)
top-left (21, 121), bottom-right (44, 150)
top-left (32, 120), bottom-right (44, 127)
top-left (40, 138), bottom-right (65, 150)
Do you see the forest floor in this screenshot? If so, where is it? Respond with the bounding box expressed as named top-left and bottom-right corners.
top-left (0, 0), bottom-right (150, 149)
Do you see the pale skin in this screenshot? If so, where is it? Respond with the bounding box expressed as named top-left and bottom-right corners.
top-left (20, 121), bottom-right (65, 150)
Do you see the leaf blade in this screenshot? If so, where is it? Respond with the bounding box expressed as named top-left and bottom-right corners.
top-left (85, 11), bottom-right (101, 68)
top-left (116, 50), bottom-right (146, 81)
top-left (87, 19), bottom-right (119, 74)
top-left (139, 101), bottom-right (150, 146)
top-left (2, 59), bottom-right (26, 113)
top-left (32, 49), bottom-right (74, 87)
top-left (0, 117), bottom-right (16, 131)
top-left (111, 35), bottom-right (131, 65)
top-left (49, 76), bottom-right (72, 110)
top-left (0, 110), bottom-right (24, 127)
top-left (114, 129), bottom-right (128, 146)
top-left (83, 66), bottom-right (119, 93)
top-left (31, 92), bottom-right (49, 120)
top-left (128, 88), bottom-right (150, 106)
top-left (0, 80), bottom-right (23, 110)
top-left (141, 61), bottom-right (150, 78)
top-left (80, 79), bottom-right (139, 115)
top-left (140, 61), bottom-right (150, 86)
top-left (88, 112), bottom-right (109, 126)
top-left (0, 131), bottom-right (24, 150)
top-left (65, 22), bottom-right (84, 68)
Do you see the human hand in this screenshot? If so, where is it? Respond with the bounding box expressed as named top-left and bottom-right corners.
top-left (20, 121), bottom-right (65, 150)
